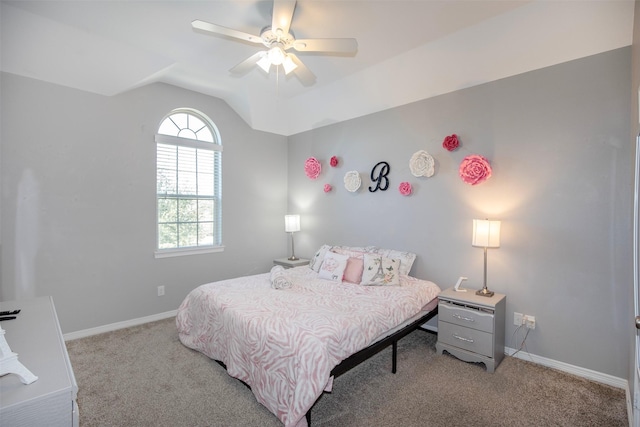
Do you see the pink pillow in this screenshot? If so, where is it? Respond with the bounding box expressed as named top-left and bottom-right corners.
top-left (343, 257), bottom-right (364, 284)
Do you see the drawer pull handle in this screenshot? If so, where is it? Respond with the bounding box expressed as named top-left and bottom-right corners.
top-left (452, 313), bottom-right (475, 322)
top-left (453, 334), bottom-right (474, 343)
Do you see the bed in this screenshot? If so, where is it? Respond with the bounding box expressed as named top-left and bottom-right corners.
top-left (176, 245), bottom-right (441, 427)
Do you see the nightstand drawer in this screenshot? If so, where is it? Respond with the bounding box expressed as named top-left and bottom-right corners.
top-left (438, 321), bottom-right (493, 357)
top-left (439, 300), bottom-right (494, 333)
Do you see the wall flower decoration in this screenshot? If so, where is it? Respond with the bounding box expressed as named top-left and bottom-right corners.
top-left (344, 171), bottom-right (361, 192)
top-left (324, 184), bottom-right (332, 193)
top-left (304, 157), bottom-right (321, 179)
top-left (442, 134), bottom-right (460, 151)
top-left (330, 156), bottom-right (339, 167)
top-left (409, 150), bottom-right (435, 177)
top-left (399, 182), bottom-right (412, 196)
top-left (459, 154), bottom-right (492, 185)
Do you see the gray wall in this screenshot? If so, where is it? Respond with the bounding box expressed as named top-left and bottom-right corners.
top-left (288, 47), bottom-right (633, 378)
top-left (0, 74), bottom-right (289, 333)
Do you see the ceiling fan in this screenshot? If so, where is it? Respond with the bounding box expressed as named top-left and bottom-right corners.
top-left (192, 0), bottom-right (358, 86)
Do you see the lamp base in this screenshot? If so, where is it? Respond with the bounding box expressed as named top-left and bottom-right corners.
top-left (287, 256), bottom-right (299, 261)
top-left (476, 288), bottom-right (494, 297)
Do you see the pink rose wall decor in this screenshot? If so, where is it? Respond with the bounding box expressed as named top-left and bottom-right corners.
top-left (304, 157), bottom-right (321, 179)
top-left (459, 154), bottom-right (492, 185)
top-left (399, 182), bottom-right (412, 196)
top-left (442, 134), bottom-right (460, 151)
top-left (324, 184), bottom-right (332, 193)
top-left (330, 156), bottom-right (339, 167)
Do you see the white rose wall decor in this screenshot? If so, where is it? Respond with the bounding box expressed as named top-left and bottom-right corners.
top-left (409, 150), bottom-right (435, 178)
top-left (343, 171), bottom-right (362, 192)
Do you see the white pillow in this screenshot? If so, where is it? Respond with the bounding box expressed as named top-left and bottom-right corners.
top-left (318, 251), bottom-right (349, 282)
top-left (309, 244), bottom-right (332, 272)
top-left (360, 253), bottom-right (400, 286)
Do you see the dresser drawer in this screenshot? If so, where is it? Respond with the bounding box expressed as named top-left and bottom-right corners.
top-left (439, 300), bottom-right (494, 333)
top-left (438, 321), bottom-right (493, 357)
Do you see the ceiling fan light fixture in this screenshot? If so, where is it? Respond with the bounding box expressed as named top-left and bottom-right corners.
top-left (257, 55), bottom-right (271, 73)
top-left (267, 45), bottom-right (286, 65)
top-left (282, 55), bottom-right (297, 74)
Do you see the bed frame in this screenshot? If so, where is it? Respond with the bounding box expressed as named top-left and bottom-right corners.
top-left (216, 306), bottom-right (438, 426)
top-left (307, 307), bottom-right (438, 424)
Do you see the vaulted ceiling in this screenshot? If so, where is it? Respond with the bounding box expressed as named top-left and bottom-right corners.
top-left (1, 1), bottom-right (634, 136)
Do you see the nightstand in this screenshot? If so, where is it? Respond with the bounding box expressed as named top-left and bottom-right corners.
top-left (273, 258), bottom-right (309, 269)
top-left (435, 287), bottom-right (506, 373)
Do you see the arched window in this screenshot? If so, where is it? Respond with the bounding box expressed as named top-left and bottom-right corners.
top-left (155, 109), bottom-right (222, 256)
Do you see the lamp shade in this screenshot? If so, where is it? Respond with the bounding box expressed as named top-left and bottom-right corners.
top-left (282, 55), bottom-right (298, 74)
top-left (268, 45), bottom-right (286, 65)
top-left (472, 219), bottom-right (501, 248)
top-left (257, 54), bottom-right (271, 73)
top-left (284, 215), bottom-right (300, 233)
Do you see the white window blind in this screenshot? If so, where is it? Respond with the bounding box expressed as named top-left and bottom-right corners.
top-left (155, 109), bottom-right (222, 255)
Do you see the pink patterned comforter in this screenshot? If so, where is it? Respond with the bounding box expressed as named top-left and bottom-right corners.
top-left (176, 266), bottom-right (440, 427)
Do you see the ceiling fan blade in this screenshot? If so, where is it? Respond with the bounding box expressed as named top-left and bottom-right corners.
top-left (230, 51), bottom-right (266, 75)
top-left (293, 38), bottom-right (358, 54)
top-left (192, 20), bottom-right (262, 45)
top-left (272, 0), bottom-right (296, 36)
top-left (288, 53), bottom-right (316, 86)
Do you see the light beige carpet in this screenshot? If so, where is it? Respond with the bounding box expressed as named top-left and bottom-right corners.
top-left (66, 318), bottom-right (627, 426)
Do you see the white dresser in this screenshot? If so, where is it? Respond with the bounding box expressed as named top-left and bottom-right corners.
top-left (0, 296), bottom-right (79, 427)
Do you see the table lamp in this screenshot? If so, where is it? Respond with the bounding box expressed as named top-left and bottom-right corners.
top-left (472, 219), bottom-right (501, 297)
top-left (285, 215), bottom-right (300, 261)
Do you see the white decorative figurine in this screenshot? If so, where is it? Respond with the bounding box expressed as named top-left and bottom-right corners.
top-left (0, 326), bottom-right (38, 384)
top-left (454, 276), bottom-right (468, 292)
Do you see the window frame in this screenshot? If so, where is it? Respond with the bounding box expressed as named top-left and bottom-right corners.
top-left (154, 109), bottom-right (223, 258)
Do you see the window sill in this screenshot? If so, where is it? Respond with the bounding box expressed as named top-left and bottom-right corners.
top-left (154, 245), bottom-right (225, 259)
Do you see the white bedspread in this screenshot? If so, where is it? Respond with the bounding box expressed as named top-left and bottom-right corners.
top-left (176, 266), bottom-right (440, 427)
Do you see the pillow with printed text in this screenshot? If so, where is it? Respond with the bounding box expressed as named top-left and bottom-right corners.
top-left (318, 251), bottom-right (349, 282)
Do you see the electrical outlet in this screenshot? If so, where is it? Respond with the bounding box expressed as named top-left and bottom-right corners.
top-left (514, 312), bottom-right (524, 326)
top-left (157, 286), bottom-right (165, 297)
top-left (524, 315), bottom-right (536, 329)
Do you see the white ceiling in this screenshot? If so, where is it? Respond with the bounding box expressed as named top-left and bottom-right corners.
top-left (1, 1), bottom-right (634, 136)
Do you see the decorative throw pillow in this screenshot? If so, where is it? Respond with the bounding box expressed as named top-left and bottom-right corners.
top-left (372, 248), bottom-right (416, 276)
top-left (318, 251), bottom-right (349, 282)
top-left (309, 244), bottom-right (332, 272)
top-left (342, 257), bottom-right (365, 284)
top-left (360, 253), bottom-right (400, 286)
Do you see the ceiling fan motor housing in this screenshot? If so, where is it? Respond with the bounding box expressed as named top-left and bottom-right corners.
top-left (260, 26), bottom-right (295, 50)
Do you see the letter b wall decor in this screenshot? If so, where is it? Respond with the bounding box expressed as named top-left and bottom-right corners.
top-left (369, 161), bottom-right (390, 192)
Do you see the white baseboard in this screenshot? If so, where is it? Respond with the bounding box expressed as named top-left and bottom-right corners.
top-left (506, 347), bottom-right (633, 427)
top-left (625, 382), bottom-right (633, 427)
top-left (63, 309), bottom-right (178, 341)
top-left (504, 345), bottom-right (627, 390)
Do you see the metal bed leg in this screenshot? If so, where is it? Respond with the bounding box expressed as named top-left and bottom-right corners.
top-left (392, 340), bottom-right (398, 374)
